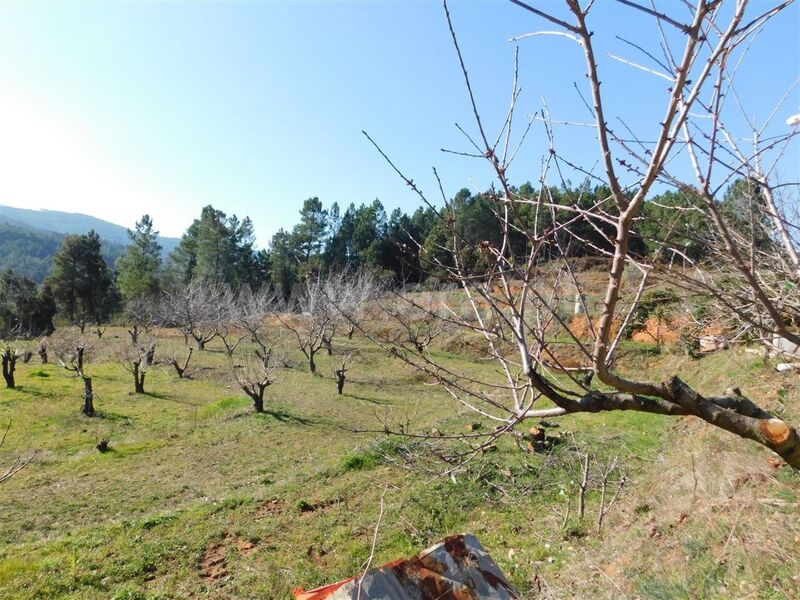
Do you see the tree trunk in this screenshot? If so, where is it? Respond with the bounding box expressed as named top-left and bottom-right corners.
top-left (2, 355), bottom-right (16, 389)
top-left (81, 377), bottom-right (94, 416)
top-left (132, 363), bottom-right (145, 394)
top-left (336, 369), bottom-right (346, 395)
top-left (253, 392), bottom-right (264, 413)
top-left (38, 347), bottom-right (48, 364)
top-left (171, 348), bottom-right (192, 379)
top-left (171, 361), bottom-right (184, 378)
top-left (129, 325), bottom-right (139, 345)
top-left (309, 352), bottom-right (316, 375)
top-left (348, 325), bottom-right (355, 339)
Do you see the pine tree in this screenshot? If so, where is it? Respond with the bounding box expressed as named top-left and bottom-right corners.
top-left (116, 215), bottom-right (163, 301)
top-left (46, 231), bottom-right (117, 324)
top-left (290, 197), bottom-right (328, 270)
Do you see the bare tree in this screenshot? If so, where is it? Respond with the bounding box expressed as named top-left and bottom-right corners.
top-left (119, 338), bottom-right (155, 394)
top-left (360, 0), bottom-right (800, 469)
top-left (339, 270), bottom-right (382, 339)
top-left (236, 285), bottom-right (279, 362)
top-left (275, 275), bottom-right (340, 374)
top-left (125, 295), bottom-right (159, 345)
top-left (1, 344), bottom-right (24, 389)
top-left (164, 346), bottom-right (197, 379)
top-left (162, 282), bottom-right (218, 350)
top-left (380, 292), bottom-right (452, 354)
top-left (52, 334), bottom-right (95, 416)
top-left (212, 286), bottom-right (248, 357)
top-left (231, 349), bottom-right (281, 413)
top-left (36, 338), bottom-right (48, 365)
top-left (332, 353), bottom-right (354, 395)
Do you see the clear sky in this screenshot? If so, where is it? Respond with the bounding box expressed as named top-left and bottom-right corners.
top-left (0, 0), bottom-right (797, 246)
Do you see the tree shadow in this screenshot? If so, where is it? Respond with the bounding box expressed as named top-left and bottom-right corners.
top-left (92, 411), bottom-right (135, 425)
top-left (341, 393), bottom-right (396, 406)
top-left (261, 408), bottom-right (317, 425)
top-left (227, 405), bottom-right (320, 426)
top-left (9, 386), bottom-right (49, 397)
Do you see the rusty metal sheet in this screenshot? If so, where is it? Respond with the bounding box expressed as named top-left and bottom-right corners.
top-left (294, 533), bottom-right (520, 600)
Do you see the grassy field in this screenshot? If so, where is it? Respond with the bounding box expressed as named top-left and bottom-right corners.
top-left (0, 327), bottom-right (798, 599)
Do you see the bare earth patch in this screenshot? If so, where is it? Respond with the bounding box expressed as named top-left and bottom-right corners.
top-left (200, 533), bottom-right (259, 579)
top-left (199, 540), bottom-right (227, 580)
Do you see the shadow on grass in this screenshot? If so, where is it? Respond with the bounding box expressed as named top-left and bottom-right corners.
top-left (9, 385), bottom-right (50, 397)
top-left (261, 408), bottom-right (318, 425)
top-left (341, 393), bottom-right (396, 406)
top-left (139, 391), bottom-right (171, 400)
top-left (90, 411), bottom-right (135, 424)
top-left (227, 404), bottom-right (321, 426)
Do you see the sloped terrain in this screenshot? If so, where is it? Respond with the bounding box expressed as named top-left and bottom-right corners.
top-left (0, 329), bottom-right (797, 599)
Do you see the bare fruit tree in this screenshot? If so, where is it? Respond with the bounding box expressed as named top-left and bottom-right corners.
top-left (162, 281), bottom-right (218, 351)
top-left (379, 291), bottom-right (452, 355)
top-left (230, 349), bottom-right (282, 413)
top-left (52, 334), bottom-right (96, 417)
top-left (340, 270), bottom-right (382, 339)
top-left (1, 344), bottom-right (25, 389)
top-left (119, 337), bottom-right (155, 394)
top-left (275, 274), bottom-right (341, 374)
top-left (362, 0), bottom-right (800, 468)
top-left (124, 294), bottom-right (159, 345)
top-left (36, 338), bottom-right (48, 365)
top-left (165, 346), bottom-right (197, 379)
top-left (332, 352), bottom-right (354, 395)
top-left (236, 285), bottom-right (280, 362)
top-left (211, 286), bottom-right (247, 357)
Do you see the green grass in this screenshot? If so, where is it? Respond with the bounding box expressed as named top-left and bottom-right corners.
top-left (0, 327), bottom-right (797, 598)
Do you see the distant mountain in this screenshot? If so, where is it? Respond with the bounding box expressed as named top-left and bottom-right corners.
top-left (0, 205), bottom-right (180, 253)
top-left (0, 205), bottom-right (180, 283)
top-left (0, 221), bottom-right (126, 283)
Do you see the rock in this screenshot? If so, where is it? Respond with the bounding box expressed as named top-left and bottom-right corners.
top-left (699, 335), bottom-right (729, 353)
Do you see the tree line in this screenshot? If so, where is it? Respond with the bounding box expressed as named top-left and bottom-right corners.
top-left (0, 179), bottom-right (763, 338)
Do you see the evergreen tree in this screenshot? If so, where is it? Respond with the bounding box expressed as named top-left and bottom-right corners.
top-left (46, 231), bottom-right (117, 324)
top-left (194, 206), bottom-right (236, 282)
top-left (116, 215), bottom-right (163, 301)
top-left (0, 269), bottom-right (56, 337)
top-left (324, 203), bottom-right (357, 270)
top-left (167, 205), bottom-right (262, 287)
top-left (269, 229), bottom-right (298, 298)
top-left (290, 197), bottom-right (328, 271)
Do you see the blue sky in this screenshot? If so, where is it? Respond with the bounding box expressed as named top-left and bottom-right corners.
top-left (0, 0), bottom-right (797, 246)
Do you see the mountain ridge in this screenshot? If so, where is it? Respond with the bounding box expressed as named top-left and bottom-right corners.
top-left (0, 205), bottom-right (181, 282)
top-left (0, 204), bottom-right (180, 252)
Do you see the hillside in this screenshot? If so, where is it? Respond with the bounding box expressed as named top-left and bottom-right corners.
top-left (0, 324), bottom-right (797, 599)
top-left (0, 205), bottom-right (180, 282)
top-left (0, 205), bottom-right (179, 253)
top-left (0, 222), bottom-right (125, 282)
